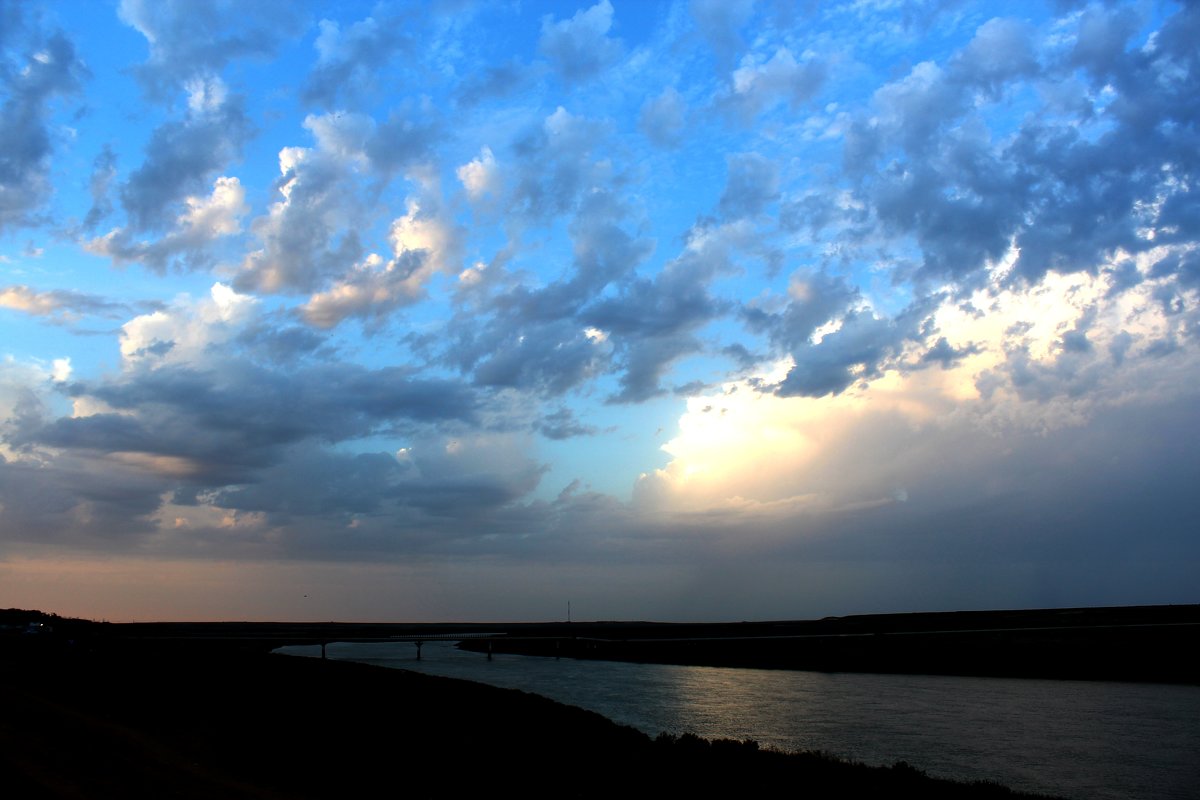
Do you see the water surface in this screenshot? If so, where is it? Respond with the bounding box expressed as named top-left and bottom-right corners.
top-left (278, 641), bottom-right (1200, 800)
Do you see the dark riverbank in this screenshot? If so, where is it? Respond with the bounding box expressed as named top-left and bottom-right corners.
top-left (10, 603), bottom-right (1199, 683)
top-left (1, 636), bottom-right (1060, 798)
top-left (455, 604), bottom-right (1200, 683)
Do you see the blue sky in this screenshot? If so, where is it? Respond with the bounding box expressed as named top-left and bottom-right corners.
top-left (1, 0), bottom-right (1198, 621)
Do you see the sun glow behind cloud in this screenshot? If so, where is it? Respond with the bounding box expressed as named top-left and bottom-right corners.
top-left (643, 243), bottom-right (1196, 522)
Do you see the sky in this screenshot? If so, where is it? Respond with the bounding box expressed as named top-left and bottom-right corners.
top-left (1, 0), bottom-right (1197, 622)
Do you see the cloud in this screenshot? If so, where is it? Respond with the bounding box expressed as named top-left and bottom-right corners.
top-left (638, 87), bottom-right (687, 148)
top-left (723, 47), bottom-right (825, 121)
top-left (689, 0), bottom-right (755, 64)
top-left (364, 111), bottom-right (440, 177)
top-left (539, 0), bottom-right (622, 82)
top-left (81, 146), bottom-right (118, 232)
top-left (236, 110), bottom-right (439, 295)
top-left (118, 86), bottom-right (251, 233)
top-left (775, 308), bottom-right (921, 398)
top-left (0, 283), bottom-right (517, 554)
top-left (920, 336), bottom-right (982, 369)
top-left (235, 119), bottom-right (368, 294)
top-left (456, 58), bottom-right (536, 107)
top-left (0, 10), bottom-right (86, 233)
top-left (303, 14), bottom-right (413, 108)
top-left (718, 153), bottom-right (780, 219)
top-left (537, 407), bottom-right (600, 440)
top-left (427, 190), bottom-right (652, 397)
top-left (456, 146), bottom-right (499, 201)
top-left (117, 282), bottom-right (257, 366)
top-left (300, 196), bottom-right (465, 328)
top-left (117, 0), bottom-right (303, 98)
top-left (842, 6), bottom-right (1200, 292)
top-left (0, 285), bottom-right (129, 321)
top-left (629, 369), bottom-right (1200, 617)
top-left (508, 106), bottom-right (612, 223)
top-left (586, 221), bottom-right (741, 403)
top-left (638, 261), bottom-right (1200, 561)
top-left (87, 176), bottom-right (248, 272)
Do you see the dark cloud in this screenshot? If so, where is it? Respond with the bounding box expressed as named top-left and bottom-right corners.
top-left (1151, 249), bottom-right (1200, 291)
top-left (989, 340), bottom-right (1106, 403)
top-left (950, 17), bottom-right (1038, 96)
top-left (202, 447), bottom-right (414, 519)
top-left (0, 11), bottom-right (85, 233)
top-left (920, 336), bottom-right (982, 369)
top-left (0, 454), bottom-right (164, 546)
top-left (776, 309), bottom-right (914, 397)
top-left (200, 434), bottom-right (548, 554)
top-left (119, 98), bottom-right (251, 233)
top-left (843, 6), bottom-right (1200, 291)
top-left (537, 407), bottom-right (600, 440)
top-left (469, 319), bottom-right (609, 395)
top-left (603, 333), bottom-right (699, 404)
top-left (743, 271), bottom-right (858, 351)
top-left (779, 194), bottom-right (839, 234)
top-left (538, 0), bottom-right (622, 83)
top-left (1108, 330), bottom-right (1134, 366)
top-left (672, 380), bottom-right (711, 397)
top-left (1104, 259), bottom-right (1142, 298)
top-left (588, 243), bottom-right (729, 403)
top-left (21, 359), bottom-right (479, 486)
top-left (742, 272), bottom-right (933, 398)
top-left (441, 192), bottom-right (652, 397)
top-left (236, 318), bottom-right (330, 363)
top-left (1069, 4), bottom-right (1141, 82)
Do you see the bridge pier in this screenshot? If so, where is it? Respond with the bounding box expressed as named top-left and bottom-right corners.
top-left (487, 640), bottom-right (493, 661)
top-left (415, 641), bottom-right (423, 660)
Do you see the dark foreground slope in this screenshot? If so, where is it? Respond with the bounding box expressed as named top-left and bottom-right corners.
top-left (1, 645), bottom-right (1059, 800)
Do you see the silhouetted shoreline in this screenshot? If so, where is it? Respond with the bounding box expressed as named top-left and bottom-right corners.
top-left (4, 605), bottom-right (1195, 796)
top-left (2, 636), bottom-right (1063, 799)
top-left (46, 603), bottom-right (1200, 684)
top-left (457, 604), bottom-right (1200, 683)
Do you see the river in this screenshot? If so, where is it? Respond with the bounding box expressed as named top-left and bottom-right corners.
top-left (276, 641), bottom-right (1200, 800)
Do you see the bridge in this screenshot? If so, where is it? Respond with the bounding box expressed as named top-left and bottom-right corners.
top-left (308, 632), bottom-right (501, 660)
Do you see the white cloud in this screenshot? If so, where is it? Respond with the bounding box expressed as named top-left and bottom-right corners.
top-left (0, 286), bottom-right (59, 316)
top-left (120, 282), bottom-right (257, 366)
top-left (457, 146), bottom-right (499, 201)
top-left (185, 74), bottom-right (228, 113)
top-left (301, 198), bottom-right (464, 328)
